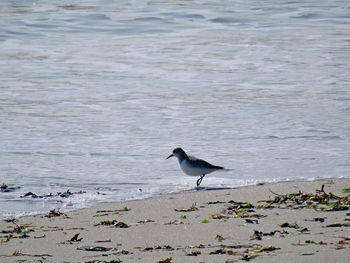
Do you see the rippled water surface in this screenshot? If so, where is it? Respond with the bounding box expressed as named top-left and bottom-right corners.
top-left (1, 0), bottom-right (349, 218)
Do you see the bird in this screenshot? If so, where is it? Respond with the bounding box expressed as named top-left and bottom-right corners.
top-left (166, 147), bottom-right (224, 187)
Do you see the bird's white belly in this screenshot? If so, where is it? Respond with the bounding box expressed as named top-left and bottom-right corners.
top-left (179, 159), bottom-right (213, 176)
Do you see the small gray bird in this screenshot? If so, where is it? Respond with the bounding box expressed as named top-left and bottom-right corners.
top-left (167, 148), bottom-right (224, 187)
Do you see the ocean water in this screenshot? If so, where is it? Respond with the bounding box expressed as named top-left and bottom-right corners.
top-left (0, 0), bottom-right (349, 219)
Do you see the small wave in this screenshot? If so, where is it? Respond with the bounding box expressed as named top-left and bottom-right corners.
top-left (83, 14), bottom-right (110, 21)
top-left (291, 13), bottom-right (322, 19)
top-left (133, 17), bottom-right (164, 22)
top-left (210, 17), bottom-right (248, 24)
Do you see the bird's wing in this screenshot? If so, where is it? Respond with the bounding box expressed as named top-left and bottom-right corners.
top-left (187, 155), bottom-right (198, 161)
top-left (188, 155), bottom-right (223, 169)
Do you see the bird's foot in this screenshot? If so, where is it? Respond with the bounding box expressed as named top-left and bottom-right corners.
top-left (196, 174), bottom-right (205, 187)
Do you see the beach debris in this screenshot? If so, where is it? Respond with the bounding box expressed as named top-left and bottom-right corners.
top-left (94, 211), bottom-right (118, 217)
top-left (95, 220), bottom-right (117, 226)
top-left (122, 206), bottom-right (131, 211)
top-left (135, 245), bottom-right (174, 252)
top-left (249, 230), bottom-right (264, 241)
top-left (57, 233), bottom-right (83, 244)
top-left (207, 200), bottom-right (226, 204)
top-left (279, 222), bottom-right (308, 233)
top-left (256, 204), bottom-right (275, 210)
top-left (94, 207), bottom-right (130, 217)
top-left (174, 203), bottom-right (198, 212)
top-left (136, 218), bottom-right (155, 224)
top-left (299, 227), bottom-right (309, 233)
top-left (305, 240), bottom-right (327, 245)
top-left (241, 254), bottom-right (259, 261)
top-left (279, 222), bottom-right (299, 228)
top-left (187, 250), bottom-right (201, 256)
top-left (0, 251), bottom-right (52, 258)
top-left (3, 218), bottom-right (17, 224)
top-left (249, 230), bottom-right (288, 241)
top-left (66, 227), bottom-right (85, 230)
top-left (208, 244), bottom-right (279, 259)
top-left (215, 234), bottom-right (225, 241)
top-left (325, 222), bottom-right (350, 227)
top-left (210, 248), bottom-right (227, 254)
top-left (34, 234), bottom-right (46, 239)
top-left (212, 213), bottom-right (229, 219)
top-left (157, 257), bottom-right (172, 263)
top-left (254, 246), bottom-right (280, 253)
top-left (94, 239), bottom-right (112, 243)
top-left (22, 192), bottom-right (39, 198)
top-left (0, 222), bottom-right (34, 239)
top-left (305, 217), bottom-right (326, 223)
top-left (209, 248), bottom-right (241, 256)
top-left (228, 200), bottom-right (255, 209)
top-left (70, 233), bottom-right (83, 242)
top-left (291, 241), bottom-right (309, 246)
top-left (292, 240), bottom-right (328, 250)
top-left (41, 226), bottom-right (64, 232)
top-left (115, 222), bottom-right (129, 228)
top-left (248, 213), bottom-right (266, 219)
top-left (163, 244), bottom-right (174, 250)
top-left (164, 219), bottom-right (184, 225)
top-left (225, 201), bottom-right (260, 218)
top-left (1, 184), bottom-right (20, 192)
top-left (260, 184), bottom-right (350, 211)
top-left (44, 209), bottom-right (66, 218)
top-left (335, 238), bottom-right (350, 249)
top-left (84, 260), bottom-right (121, 263)
top-left (136, 246), bottom-right (154, 252)
top-left (119, 250), bottom-right (131, 255)
top-left (245, 219), bottom-right (259, 224)
top-left (94, 220), bottom-right (129, 228)
top-left (77, 246), bottom-right (112, 252)
top-left (20, 189), bottom-right (86, 199)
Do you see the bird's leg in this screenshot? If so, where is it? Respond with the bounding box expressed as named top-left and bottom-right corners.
top-left (196, 174), bottom-right (205, 187)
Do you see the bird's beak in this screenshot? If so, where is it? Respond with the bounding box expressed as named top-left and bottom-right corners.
top-left (166, 154), bottom-right (173, 159)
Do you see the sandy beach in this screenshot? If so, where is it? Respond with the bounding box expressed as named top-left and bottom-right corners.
top-left (1, 178), bottom-right (349, 263)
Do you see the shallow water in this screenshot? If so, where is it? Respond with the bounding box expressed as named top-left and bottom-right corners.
top-left (0, 0), bottom-right (349, 218)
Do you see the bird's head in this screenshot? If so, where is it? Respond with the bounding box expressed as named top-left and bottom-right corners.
top-left (166, 147), bottom-right (186, 160)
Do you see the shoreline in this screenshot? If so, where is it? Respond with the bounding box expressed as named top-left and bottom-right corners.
top-left (1, 178), bottom-right (349, 262)
top-left (1, 177), bottom-right (346, 221)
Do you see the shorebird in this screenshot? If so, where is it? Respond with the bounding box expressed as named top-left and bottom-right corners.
top-left (166, 147), bottom-right (224, 187)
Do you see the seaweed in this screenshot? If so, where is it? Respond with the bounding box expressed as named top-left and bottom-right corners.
top-left (85, 260), bottom-right (121, 263)
top-left (94, 220), bottom-right (129, 228)
top-left (260, 184), bottom-right (350, 211)
top-left (325, 223), bottom-right (350, 227)
top-left (249, 230), bottom-right (288, 241)
top-left (1, 184), bottom-right (20, 192)
top-left (44, 209), bottom-right (66, 218)
top-left (210, 248), bottom-right (227, 254)
top-left (174, 203), bottom-right (198, 212)
top-left (245, 219), bottom-right (259, 224)
top-left (70, 233), bottom-right (83, 242)
top-left (279, 222), bottom-right (299, 228)
top-left (158, 257), bottom-right (172, 263)
top-left (187, 250), bottom-right (201, 256)
top-left (0, 251), bottom-right (52, 258)
top-left (77, 246), bottom-right (112, 252)
top-left (21, 189), bottom-right (86, 199)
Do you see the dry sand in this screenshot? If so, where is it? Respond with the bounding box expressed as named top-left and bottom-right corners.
top-left (1, 178), bottom-right (350, 263)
